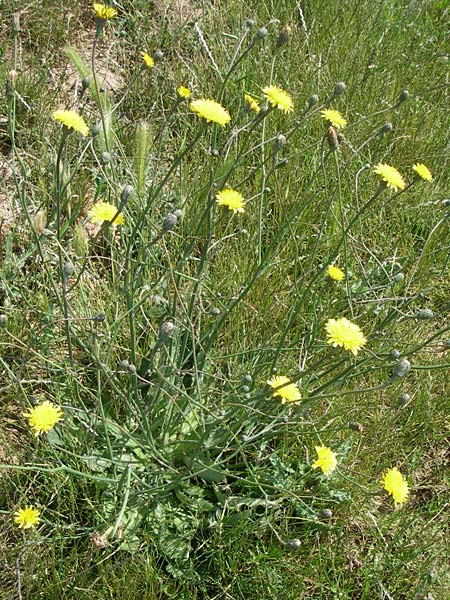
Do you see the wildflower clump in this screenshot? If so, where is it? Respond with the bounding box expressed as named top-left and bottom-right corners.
top-left (215, 189), bottom-right (245, 214)
top-left (262, 85), bottom-right (293, 113)
top-left (320, 109), bottom-right (347, 129)
top-left (267, 375), bottom-right (301, 404)
top-left (412, 163), bottom-right (433, 182)
top-left (189, 99), bottom-right (231, 127)
top-left (88, 201), bottom-right (125, 225)
top-left (327, 265), bottom-right (345, 281)
top-left (23, 401), bottom-right (63, 436)
top-left (14, 506), bottom-right (41, 529)
top-left (373, 163), bottom-right (406, 192)
top-left (312, 446), bottom-right (337, 476)
top-left (325, 317), bottom-right (367, 356)
top-left (52, 110), bottom-right (89, 137)
top-left (381, 467), bottom-right (409, 506)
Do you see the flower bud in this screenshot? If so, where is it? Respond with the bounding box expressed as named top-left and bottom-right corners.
top-left (348, 421), bottom-right (364, 432)
top-left (397, 392), bottom-right (411, 407)
top-left (287, 538), bottom-right (301, 549)
top-left (333, 81), bottom-right (346, 96)
top-left (275, 133), bottom-right (286, 151)
top-left (63, 262), bottom-right (75, 278)
top-left (120, 184), bottom-right (134, 205)
top-left (319, 508), bottom-right (333, 519)
top-left (101, 151), bottom-right (111, 165)
top-left (380, 122), bottom-right (393, 133)
top-left (153, 50), bottom-right (164, 62)
top-left (308, 94), bottom-right (319, 108)
top-left (92, 123), bottom-right (102, 137)
top-left (398, 90), bottom-right (409, 103)
top-left (32, 210), bottom-right (47, 235)
top-left (119, 359), bottom-right (130, 370)
top-left (414, 308), bottom-right (434, 320)
top-left (393, 272), bottom-right (404, 283)
top-left (209, 307), bottom-right (221, 316)
top-left (241, 385), bottom-right (250, 393)
top-left (276, 24), bottom-right (292, 48)
top-left (245, 19), bottom-right (255, 28)
top-left (392, 357), bottom-right (411, 379)
top-left (173, 208), bottom-right (183, 220)
top-left (158, 320), bottom-right (176, 343)
top-left (242, 374), bottom-right (252, 384)
top-left (161, 212), bottom-right (178, 234)
top-left (444, 339), bottom-right (450, 349)
top-left (82, 77), bottom-right (91, 91)
top-left (275, 158), bottom-right (288, 169)
top-left (255, 27), bottom-right (268, 40)
top-left (0, 314), bottom-right (8, 328)
top-left (95, 313), bottom-right (106, 322)
top-left (127, 363), bottom-right (137, 375)
top-left (390, 349), bottom-right (401, 360)
top-left (327, 126), bottom-right (339, 151)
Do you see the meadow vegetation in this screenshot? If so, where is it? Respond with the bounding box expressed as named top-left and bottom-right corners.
top-left (0, 0), bottom-right (449, 598)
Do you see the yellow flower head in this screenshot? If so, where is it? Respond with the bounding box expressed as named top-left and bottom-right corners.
top-left (327, 265), bottom-right (345, 281)
top-left (373, 163), bottom-right (406, 192)
top-left (325, 317), bottom-right (367, 356)
top-left (381, 467), bottom-right (409, 506)
top-left (52, 110), bottom-right (89, 137)
top-left (244, 93), bottom-right (260, 114)
top-left (262, 85), bottom-right (294, 113)
top-left (215, 188), bottom-right (245, 214)
top-left (267, 375), bottom-right (301, 404)
top-left (312, 446), bottom-right (337, 476)
top-left (141, 52), bottom-right (154, 68)
top-left (412, 163), bottom-right (433, 182)
top-left (189, 98), bottom-right (231, 127)
top-left (177, 86), bottom-right (191, 99)
top-left (14, 505), bottom-right (41, 529)
top-left (93, 3), bottom-right (117, 19)
top-left (23, 401), bottom-right (63, 436)
top-left (320, 109), bottom-right (347, 130)
top-left (88, 201), bottom-right (125, 226)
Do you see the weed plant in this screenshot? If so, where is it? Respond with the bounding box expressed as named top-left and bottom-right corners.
top-left (0, 1), bottom-right (449, 598)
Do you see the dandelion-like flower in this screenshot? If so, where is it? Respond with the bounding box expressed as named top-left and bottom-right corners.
top-left (381, 467), bottom-right (409, 506)
top-left (177, 86), bottom-right (191, 99)
top-left (189, 98), bottom-right (231, 127)
top-left (215, 189), bottom-right (245, 214)
top-left (312, 446), bottom-right (337, 476)
top-left (141, 52), bottom-right (154, 68)
top-left (88, 201), bottom-right (125, 225)
top-left (244, 93), bottom-right (260, 114)
top-left (52, 110), bottom-right (89, 137)
top-left (373, 163), bottom-right (406, 192)
top-left (93, 3), bottom-right (117, 19)
top-left (327, 265), bottom-right (345, 281)
top-left (412, 163), bottom-right (433, 182)
top-left (325, 317), bottom-right (367, 356)
top-left (267, 375), bottom-right (301, 404)
top-left (23, 401), bottom-right (63, 436)
top-left (320, 109), bottom-right (347, 130)
top-left (262, 85), bottom-right (293, 113)
top-left (14, 506), bottom-right (41, 529)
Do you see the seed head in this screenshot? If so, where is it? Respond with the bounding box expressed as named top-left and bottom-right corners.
top-left (392, 357), bottom-right (411, 379)
top-left (255, 27), bottom-right (268, 40)
top-left (158, 321), bottom-right (176, 343)
top-left (276, 24), bottom-right (292, 47)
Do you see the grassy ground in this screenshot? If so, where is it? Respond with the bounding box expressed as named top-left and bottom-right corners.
top-left (1, 0), bottom-right (449, 598)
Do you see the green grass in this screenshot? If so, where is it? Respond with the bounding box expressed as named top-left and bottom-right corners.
top-left (1, 0), bottom-right (449, 598)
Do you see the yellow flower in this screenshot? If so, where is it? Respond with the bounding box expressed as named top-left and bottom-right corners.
top-left (215, 189), bottom-right (245, 214)
top-left (244, 93), bottom-right (260, 114)
top-left (262, 85), bottom-right (294, 113)
top-left (373, 163), bottom-right (406, 192)
top-left (177, 86), bottom-right (191, 99)
top-left (141, 52), bottom-right (154, 68)
top-left (52, 110), bottom-right (89, 137)
top-left (412, 163), bottom-right (433, 182)
top-left (312, 446), bottom-right (337, 476)
top-left (320, 109), bottom-right (347, 130)
top-left (88, 201), bottom-right (125, 225)
top-left (267, 375), bottom-right (301, 404)
top-left (325, 317), bottom-right (367, 356)
top-left (23, 401), bottom-right (63, 436)
top-left (189, 98), bottom-right (231, 127)
top-left (327, 265), bottom-right (345, 281)
top-left (381, 467), bottom-right (409, 506)
top-left (14, 505), bottom-right (41, 529)
top-left (93, 3), bottom-right (117, 19)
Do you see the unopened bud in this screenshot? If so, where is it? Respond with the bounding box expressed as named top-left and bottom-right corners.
top-left (32, 210), bottom-right (47, 235)
top-left (327, 126), bottom-right (339, 151)
top-left (209, 307), bottom-right (220, 316)
top-left (120, 185), bottom-right (134, 205)
top-left (380, 122), bottom-right (393, 133)
top-left (276, 24), bottom-right (292, 48)
top-left (398, 90), bottom-right (409, 103)
top-left (63, 262), bottom-right (75, 278)
top-left (308, 94), bottom-right (319, 108)
top-left (319, 508), bottom-right (333, 519)
top-left (287, 538), bottom-right (301, 549)
top-left (390, 349), bottom-right (401, 360)
top-left (348, 421), bottom-right (363, 432)
top-left (241, 385), bottom-right (250, 393)
top-left (392, 357), bottom-right (411, 379)
top-left (82, 77), bottom-right (90, 91)
top-left (158, 320), bottom-right (176, 342)
top-left (119, 359), bottom-right (130, 370)
top-left (397, 392), bottom-right (411, 407)
top-left (153, 50), bottom-right (164, 62)
top-left (245, 19), bottom-right (255, 29)
top-left (0, 314), bottom-right (8, 328)
top-left (242, 374), bottom-right (252, 383)
top-left (255, 27), bottom-right (268, 40)
top-left (173, 208), bottom-right (183, 220)
top-left (414, 308), bottom-right (434, 320)
top-left (393, 272), bottom-right (404, 283)
top-left (333, 81), bottom-right (346, 96)
top-left (161, 212), bottom-right (178, 234)
top-left (101, 151), bottom-right (111, 165)
top-left (275, 133), bottom-right (286, 151)
top-left (444, 339), bottom-right (450, 349)
top-left (92, 123), bottom-right (101, 137)
top-left (95, 313), bottom-right (106, 322)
